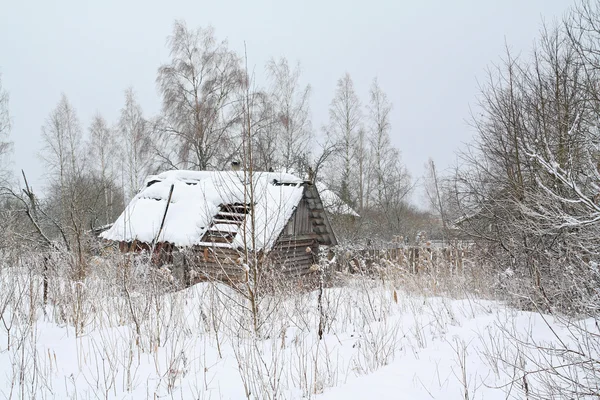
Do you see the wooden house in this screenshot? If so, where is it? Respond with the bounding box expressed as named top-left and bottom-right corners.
top-left (101, 170), bottom-right (337, 283)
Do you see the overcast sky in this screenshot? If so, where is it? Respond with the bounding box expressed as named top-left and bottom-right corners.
top-left (1, 0), bottom-right (573, 203)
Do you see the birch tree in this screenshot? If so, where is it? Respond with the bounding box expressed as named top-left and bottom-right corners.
top-left (88, 114), bottom-right (120, 225)
top-left (327, 73), bottom-right (362, 206)
top-left (367, 78), bottom-right (391, 209)
top-left (266, 58), bottom-right (312, 173)
top-left (41, 94), bottom-right (84, 213)
top-left (366, 79), bottom-right (411, 212)
top-left (156, 21), bottom-right (243, 171)
top-left (232, 68), bottom-right (277, 172)
top-left (40, 95), bottom-right (89, 270)
top-left (355, 127), bottom-right (368, 210)
top-left (119, 88), bottom-right (152, 200)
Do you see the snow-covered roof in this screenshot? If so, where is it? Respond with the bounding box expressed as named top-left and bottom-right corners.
top-left (315, 181), bottom-right (360, 217)
top-left (101, 170), bottom-right (306, 250)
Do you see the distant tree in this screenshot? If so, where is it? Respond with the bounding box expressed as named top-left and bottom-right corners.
top-left (44, 173), bottom-right (124, 235)
top-left (366, 79), bottom-right (411, 213)
top-left (0, 74), bottom-right (15, 254)
top-left (326, 73), bottom-right (362, 206)
top-left (40, 95), bottom-right (89, 272)
top-left (423, 158), bottom-right (448, 241)
top-left (156, 21), bottom-right (243, 171)
top-left (118, 88), bottom-right (152, 200)
top-left (321, 77), bottom-right (414, 243)
top-left (367, 78), bottom-right (391, 209)
top-left (41, 94), bottom-right (84, 217)
top-left (266, 58), bottom-right (312, 173)
top-left (88, 113), bottom-right (120, 225)
top-left (355, 127), bottom-right (368, 211)
top-left (236, 75), bottom-right (274, 172)
top-left (0, 74), bottom-right (12, 183)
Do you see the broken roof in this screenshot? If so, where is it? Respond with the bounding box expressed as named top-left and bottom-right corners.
top-left (101, 170), bottom-right (306, 250)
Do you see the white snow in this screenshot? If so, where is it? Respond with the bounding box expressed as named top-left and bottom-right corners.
top-left (0, 267), bottom-right (594, 399)
top-left (210, 223), bottom-right (240, 233)
top-left (101, 170), bottom-right (305, 250)
top-left (315, 181), bottom-right (360, 217)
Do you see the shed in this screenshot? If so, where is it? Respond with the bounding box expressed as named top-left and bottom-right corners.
top-left (101, 170), bottom-right (337, 283)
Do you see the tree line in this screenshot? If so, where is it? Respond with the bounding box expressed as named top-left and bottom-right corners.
top-left (0, 20), bottom-right (423, 262)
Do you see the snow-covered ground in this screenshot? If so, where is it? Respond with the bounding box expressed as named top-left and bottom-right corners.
top-left (0, 264), bottom-right (595, 399)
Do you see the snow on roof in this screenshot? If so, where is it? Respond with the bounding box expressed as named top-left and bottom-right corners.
top-left (315, 181), bottom-right (360, 217)
top-left (101, 170), bottom-right (305, 250)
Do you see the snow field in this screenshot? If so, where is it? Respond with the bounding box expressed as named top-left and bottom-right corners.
top-left (0, 259), bottom-right (596, 399)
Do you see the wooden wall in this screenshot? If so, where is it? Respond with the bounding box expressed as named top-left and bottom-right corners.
top-left (267, 234), bottom-right (318, 277)
top-left (284, 197), bottom-right (313, 235)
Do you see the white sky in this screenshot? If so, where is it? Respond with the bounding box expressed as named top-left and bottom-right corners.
top-left (0, 0), bottom-right (573, 202)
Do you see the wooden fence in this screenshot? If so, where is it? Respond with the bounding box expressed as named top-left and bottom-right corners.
top-left (334, 243), bottom-right (472, 275)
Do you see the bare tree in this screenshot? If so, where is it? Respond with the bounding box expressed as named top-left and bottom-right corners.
top-left (266, 57), bottom-right (312, 173)
top-left (156, 21), bottom-right (243, 171)
top-left (40, 95), bottom-right (91, 275)
top-left (454, 19), bottom-right (597, 311)
top-left (41, 94), bottom-right (84, 218)
top-left (320, 77), bottom-right (413, 243)
top-left (326, 73), bottom-right (362, 206)
top-left (367, 79), bottom-right (396, 209)
top-left (449, 11), bottom-right (600, 395)
top-left (366, 79), bottom-right (411, 230)
top-left (424, 158), bottom-right (448, 241)
top-left (118, 88), bottom-right (152, 200)
top-left (0, 74), bottom-right (12, 183)
top-left (88, 114), bottom-right (120, 225)
top-left (243, 88), bottom-right (275, 171)
top-left (355, 127), bottom-right (368, 211)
